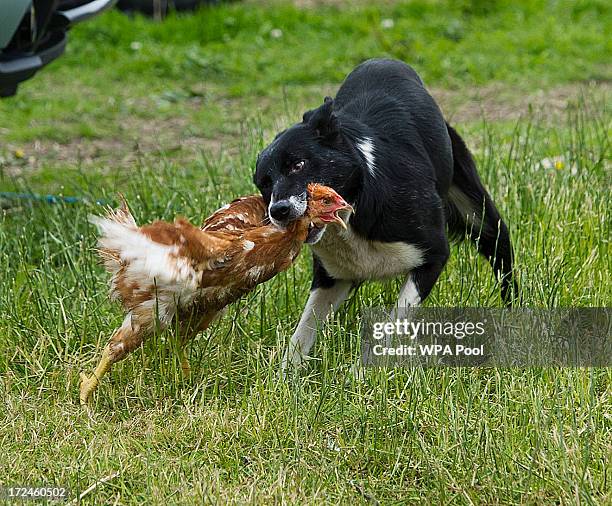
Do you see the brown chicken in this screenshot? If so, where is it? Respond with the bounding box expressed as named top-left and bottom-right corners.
top-left (79, 183), bottom-right (352, 404)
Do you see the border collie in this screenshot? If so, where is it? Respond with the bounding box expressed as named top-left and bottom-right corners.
top-left (254, 58), bottom-right (517, 371)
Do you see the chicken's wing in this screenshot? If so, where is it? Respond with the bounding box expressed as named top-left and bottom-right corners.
top-left (202, 195), bottom-right (268, 233)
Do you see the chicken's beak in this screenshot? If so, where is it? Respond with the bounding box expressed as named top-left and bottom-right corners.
top-left (331, 201), bottom-right (354, 229)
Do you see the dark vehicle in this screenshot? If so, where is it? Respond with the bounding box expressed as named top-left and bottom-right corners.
top-left (0, 0), bottom-right (116, 97)
top-left (117, 0), bottom-right (219, 18)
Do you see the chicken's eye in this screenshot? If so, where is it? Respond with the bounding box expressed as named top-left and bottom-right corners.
top-left (290, 160), bottom-right (305, 173)
top-left (323, 197), bottom-right (333, 205)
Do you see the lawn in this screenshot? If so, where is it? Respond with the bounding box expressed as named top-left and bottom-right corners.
top-left (0, 0), bottom-right (610, 504)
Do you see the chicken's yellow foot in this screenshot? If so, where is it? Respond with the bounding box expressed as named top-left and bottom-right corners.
top-left (79, 346), bottom-right (112, 405)
top-left (178, 347), bottom-right (191, 377)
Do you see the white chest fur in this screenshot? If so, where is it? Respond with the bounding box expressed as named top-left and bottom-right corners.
top-left (311, 225), bottom-right (424, 281)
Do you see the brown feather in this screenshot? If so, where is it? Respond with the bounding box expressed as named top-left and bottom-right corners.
top-left (91, 185), bottom-right (343, 366)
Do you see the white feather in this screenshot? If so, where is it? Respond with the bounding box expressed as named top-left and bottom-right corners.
top-left (90, 215), bottom-right (201, 315)
top-left (246, 265), bottom-right (266, 280)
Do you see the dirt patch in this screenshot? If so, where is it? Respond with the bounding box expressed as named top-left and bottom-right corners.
top-left (0, 107), bottom-right (235, 177)
top-left (1, 81), bottom-right (607, 177)
top-left (430, 81), bottom-right (609, 124)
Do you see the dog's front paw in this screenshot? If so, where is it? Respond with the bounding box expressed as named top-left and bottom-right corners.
top-left (279, 348), bottom-right (309, 380)
top-left (349, 362), bottom-right (367, 383)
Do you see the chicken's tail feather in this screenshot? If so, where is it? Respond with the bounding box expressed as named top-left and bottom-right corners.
top-left (90, 201), bottom-right (201, 313)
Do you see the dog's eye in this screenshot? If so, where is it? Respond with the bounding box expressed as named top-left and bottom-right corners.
top-left (290, 160), bottom-right (305, 173)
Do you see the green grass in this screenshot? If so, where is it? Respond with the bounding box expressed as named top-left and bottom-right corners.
top-left (0, 0), bottom-right (611, 504)
top-left (0, 0), bottom-right (610, 145)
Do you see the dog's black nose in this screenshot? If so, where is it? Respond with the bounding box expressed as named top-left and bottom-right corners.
top-left (270, 200), bottom-right (292, 221)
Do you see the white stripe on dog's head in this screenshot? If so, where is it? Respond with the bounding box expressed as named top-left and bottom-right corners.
top-left (356, 137), bottom-right (376, 177)
top-left (289, 192), bottom-right (308, 216)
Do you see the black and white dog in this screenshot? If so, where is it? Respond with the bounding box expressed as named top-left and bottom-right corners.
top-left (254, 58), bottom-right (517, 371)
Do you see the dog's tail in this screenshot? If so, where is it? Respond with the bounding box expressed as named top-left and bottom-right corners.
top-left (445, 123), bottom-right (518, 305)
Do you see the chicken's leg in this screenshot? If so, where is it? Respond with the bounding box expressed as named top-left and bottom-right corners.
top-left (177, 347), bottom-right (191, 377)
top-left (175, 310), bottom-right (219, 377)
top-left (79, 345), bottom-right (112, 405)
top-left (79, 314), bottom-right (152, 405)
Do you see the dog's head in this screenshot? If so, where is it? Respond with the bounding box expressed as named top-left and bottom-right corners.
top-left (254, 97), bottom-right (361, 234)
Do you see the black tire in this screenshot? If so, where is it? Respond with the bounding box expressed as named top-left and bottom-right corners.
top-left (0, 84), bottom-right (19, 98)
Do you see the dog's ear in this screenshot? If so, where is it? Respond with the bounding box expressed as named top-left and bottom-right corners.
top-left (303, 96), bottom-right (339, 141)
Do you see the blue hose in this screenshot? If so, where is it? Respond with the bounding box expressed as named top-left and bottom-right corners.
top-left (0, 192), bottom-right (107, 206)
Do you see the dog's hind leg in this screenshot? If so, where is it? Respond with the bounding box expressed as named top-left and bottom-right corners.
top-left (357, 254), bottom-right (449, 375)
top-left (445, 123), bottom-right (518, 305)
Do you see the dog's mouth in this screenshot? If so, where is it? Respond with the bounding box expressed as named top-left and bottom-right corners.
top-left (306, 223), bottom-right (326, 244)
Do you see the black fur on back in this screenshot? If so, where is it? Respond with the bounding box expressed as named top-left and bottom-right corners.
top-left (254, 58), bottom-right (517, 305)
